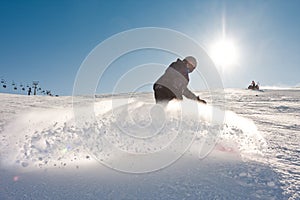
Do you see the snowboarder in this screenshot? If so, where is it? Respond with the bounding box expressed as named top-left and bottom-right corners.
top-left (153, 56), bottom-right (206, 105)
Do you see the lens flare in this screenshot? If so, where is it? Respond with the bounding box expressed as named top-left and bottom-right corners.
top-left (13, 176), bottom-right (19, 182)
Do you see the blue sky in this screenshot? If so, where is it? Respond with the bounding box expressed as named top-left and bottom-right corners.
top-left (1, 0), bottom-right (300, 95)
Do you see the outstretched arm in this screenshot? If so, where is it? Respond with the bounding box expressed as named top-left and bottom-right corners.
top-left (183, 87), bottom-right (198, 100)
top-left (183, 87), bottom-right (206, 104)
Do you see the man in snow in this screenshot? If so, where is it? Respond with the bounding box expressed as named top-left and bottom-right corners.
top-left (153, 56), bottom-right (206, 105)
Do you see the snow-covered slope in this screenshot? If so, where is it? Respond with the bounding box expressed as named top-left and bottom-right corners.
top-left (0, 89), bottom-right (299, 199)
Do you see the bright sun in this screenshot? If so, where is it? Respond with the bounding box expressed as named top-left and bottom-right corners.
top-left (210, 38), bottom-right (238, 69)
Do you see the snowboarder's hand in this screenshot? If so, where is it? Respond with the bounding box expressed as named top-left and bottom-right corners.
top-left (197, 96), bottom-right (207, 104)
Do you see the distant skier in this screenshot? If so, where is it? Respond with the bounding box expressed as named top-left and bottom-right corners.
top-left (153, 56), bottom-right (206, 105)
top-left (28, 87), bottom-right (32, 95)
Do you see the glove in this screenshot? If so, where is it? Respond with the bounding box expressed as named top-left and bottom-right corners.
top-left (197, 96), bottom-right (207, 104)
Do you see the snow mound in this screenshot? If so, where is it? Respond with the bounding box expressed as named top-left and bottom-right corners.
top-left (1, 95), bottom-right (267, 172)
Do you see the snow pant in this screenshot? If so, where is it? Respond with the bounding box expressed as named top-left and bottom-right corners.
top-left (153, 84), bottom-right (177, 105)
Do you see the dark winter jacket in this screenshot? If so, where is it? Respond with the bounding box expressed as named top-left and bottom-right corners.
top-left (154, 59), bottom-right (198, 100)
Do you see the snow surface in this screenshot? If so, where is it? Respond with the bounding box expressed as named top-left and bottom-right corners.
top-left (0, 89), bottom-right (299, 199)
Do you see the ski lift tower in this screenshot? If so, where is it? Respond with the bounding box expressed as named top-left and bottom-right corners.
top-left (32, 81), bottom-right (39, 95)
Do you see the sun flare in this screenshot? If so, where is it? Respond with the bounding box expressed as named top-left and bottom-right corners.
top-left (210, 38), bottom-right (238, 69)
